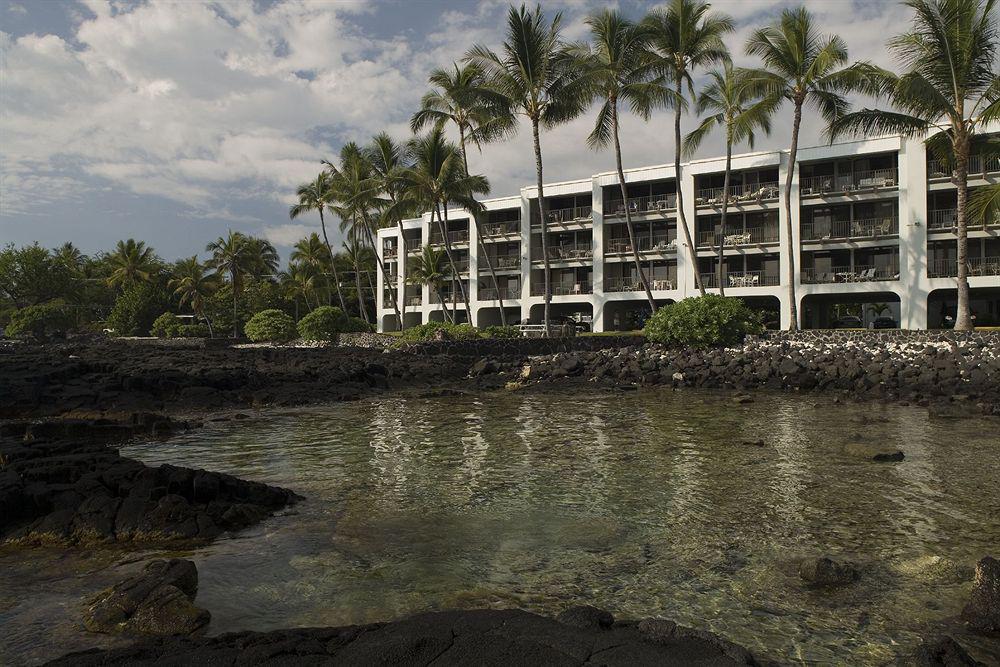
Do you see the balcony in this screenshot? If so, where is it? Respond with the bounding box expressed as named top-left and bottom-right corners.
top-left (481, 254), bottom-right (521, 271)
top-left (604, 194), bottom-right (677, 218)
top-left (605, 276), bottom-right (675, 292)
top-left (443, 258), bottom-right (469, 274)
top-left (428, 230), bottom-right (470, 246)
top-left (530, 282), bottom-right (593, 296)
top-left (531, 244), bottom-right (593, 262)
top-left (404, 238), bottom-right (422, 253)
top-left (533, 205), bottom-right (593, 226)
top-left (605, 235), bottom-right (676, 255)
top-left (406, 295), bottom-right (422, 306)
top-left (801, 264), bottom-right (900, 284)
top-left (480, 220), bottom-right (520, 237)
top-left (699, 271), bottom-right (780, 288)
top-left (800, 217), bottom-right (899, 242)
top-left (928, 208), bottom-right (1000, 231)
top-left (696, 182), bottom-right (780, 206)
top-left (928, 256), bottom-right (1000, 278)
top-left (928, 155), bottom-right (1000, 180)
top-left (697, 225), bottom-right (780, 248)
top-left (478, 284), bottom-right (521, 300)
top-left (383, 245), bottom-right (398, 259)
top-left (801, 168), bottom-right (897, 196)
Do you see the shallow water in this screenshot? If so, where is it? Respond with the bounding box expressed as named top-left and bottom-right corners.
top-left (3, 388), bottom-right (1000, 664)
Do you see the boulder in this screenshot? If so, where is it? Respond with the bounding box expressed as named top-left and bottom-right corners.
top-left (799, 557), bottom-right (859, 586)
top-left (842, 442), bottom-right (905, 462)
top-left (555, 605), bottom-right (614, 629)
top-left (83, 558), bottom-right (209, 636)
top-left (962, 556), bottom-right (1000, 632)
top-left (906, 636), bottom-right (984, 666)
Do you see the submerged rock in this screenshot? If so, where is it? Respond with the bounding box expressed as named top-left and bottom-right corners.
top-left (842, 442), bottom-right (905, 462)
top-left (962, 556), bottom-right (1000, 632)
top-left (799, 557), bottom-right (860, 586)
top-left (555, 605), bottom-right (614, 629)
top-left (83, 559), bottom-right (209, 636)
top-left (905, 636), bottom-right (984, 666)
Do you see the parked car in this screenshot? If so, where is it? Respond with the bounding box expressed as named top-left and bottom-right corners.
top-left (832, 315), bottom-right (864, 329)
top-left (870, 316), bottom-right (897, 329)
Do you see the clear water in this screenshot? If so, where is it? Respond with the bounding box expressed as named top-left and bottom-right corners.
top-left (2, 388), bottom-right (999, 665)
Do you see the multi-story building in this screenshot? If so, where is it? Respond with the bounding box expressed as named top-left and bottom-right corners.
top-left (376, 131), bottom-right (1000, 332)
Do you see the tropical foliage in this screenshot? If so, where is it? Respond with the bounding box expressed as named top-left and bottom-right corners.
top-left (244, 309), bottom-right (297, 343)
top-left (645, 294), bottom-right (763, 347)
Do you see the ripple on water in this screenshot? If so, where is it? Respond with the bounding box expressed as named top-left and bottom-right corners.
top-left (3, 388), bottom-right (999, 665)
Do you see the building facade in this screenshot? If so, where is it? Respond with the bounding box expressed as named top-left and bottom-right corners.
top-left (376, 132), bottom-right (1000, 332)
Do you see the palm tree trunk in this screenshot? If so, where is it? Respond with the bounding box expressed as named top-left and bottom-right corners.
top-left (784, 101), bottom-right (802, 331)
top-left (394, 221), bottom-right (407, 329)
top-left (674, 76), bottom-right (704, 296)
top-left (718, 140), bottom-right (732, 296)
top-left (438, 204), bottom-right (473, 319)
top-left (434, 286), bottom-right (453, 323)
top-left (532, 118), bottom-right (551, 336)
top-left (318, 208), bottom-right (348, 312)
top-left (613, 104), bottom-right (655, 311)
top-left (231, 271), bottom-right (239, 338)
top-left (354, 263), bottom-right (369, 324)
top-left (459, 127), bottom-right (507, 327)
top-left (203, 311), bottom-right (214, 338)
top-left (359, 214), bottom-right (402, 328)
top-left (954, 135), bottom-right (972, 330)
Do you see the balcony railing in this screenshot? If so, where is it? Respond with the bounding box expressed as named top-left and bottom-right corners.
top-left (928, 155), bottom-right (1000, 179)
top-left (928, 256), bottom-right (1000, 278)
top-left (696, 182), bottom-right (780, 205)
top-left (444, 258), bottom-right (470, 273)
top-left (478, 284), bottom-right (522, 300)
top-left (697, 225), bottom-right (780, 247)
top-left (406, 295), bottom-right (422, 306)
top-left (698, 271), bottom-right (780, 288)
top-left (530, 282), bottom-right (593, 296)
top-left (531, 244), bottom-right (593, 262)
top-left (481, 220), bottom-right (520, 237)
top-left (482, 254), bottom-right (521, 270)
top-left (928, 208), bottom-right (1000, 230)
top-left (605, 276), bottom-right (675, 292)
top-left (604, 194), bottom-right (677, 218)
top-left (801, 264), bottom-right (900, 283)
top-left (383, 245), bottom-right (398, 259)
top-left (605, 235), bottom-right (676, 254)
top-left (800, 216), bottom-right (899, 241)
top-left (404, 238), bottom-right (422, 253)
top-left (801, 168), bottom-right (897, 195)
top-left (429, 230), bottom-right (470, 246)
top-left (534, 205), bottom-right (593, 225)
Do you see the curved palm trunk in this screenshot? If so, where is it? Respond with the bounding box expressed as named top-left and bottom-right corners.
top-left (954, 137), bottom-right (972, 331)
top-left (354, 262), bottom-right (369, 324)
top-left (318, 208), bottom-right (348, 312)
top-left (532, 118), bottom-right (552, 336)
top-left (718, 140), bottom-right (732, 296)
top-left (433, 284), bottom-right (453, 323)
top-left (202, 310), bottom-right (215, 338)
top-left (459, 131), bottom-right (507, 327)
top-left (359, 214), bottom-right (402, 328)
top-left (613, 104), bottom-right (656, 311)
top-left (783, 101), bottom-right (802, 331)
top-left (393, 215), bottom-right (408, 330)
top-left (439, 204), bottom-right (473, 320)
top-left (674, 77), bottom-right (704, 296)
top-left (231, 271), bottom-right (239, 338)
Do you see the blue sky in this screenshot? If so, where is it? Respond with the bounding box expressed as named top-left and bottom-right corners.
top-left (1, 0), bottom-right (912, 261)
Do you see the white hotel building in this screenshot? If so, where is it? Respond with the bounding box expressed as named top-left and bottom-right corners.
top-left (375, 132), bottom-right (1000, 333)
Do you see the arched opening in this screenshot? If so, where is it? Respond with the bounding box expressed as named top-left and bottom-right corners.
top-left (739, 296), bottom-right (782, 330)
top-left (381, 314), bottom-right (401, 332)
top-left (602, 299), bottom-right (674, 332)
top-left (928, 287), bottom-right (1000, 328)
top-left (800, 292), bottom-right (901, 329)
top-left (476, 306), bottom-right (521, 328)
top-left (527, 302), bottom-right (594, 332)
top-left (402, 311), bottom-right (422, 329)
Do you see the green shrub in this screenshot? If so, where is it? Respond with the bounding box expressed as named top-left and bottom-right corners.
top-left (5, 301), bottom-right (72, 339)
top-left (399, 321), bottom-right (481, 342)
top-left (177, 323), bottom-right (211, 338)
top-left (244, 309), bottom-right (297, 343)
top-left (480, 325), bottom-right (522, 339)
top-left (644, 295), bottom-right (763, 348)
top-left (297, 306), bottom-right (348, 342)
top-left (345, 316), bottom-right (374, 333)
top-left (150, 312), bottom-right (182, 338)
top-left (106, 283), bottom-right (170, 336)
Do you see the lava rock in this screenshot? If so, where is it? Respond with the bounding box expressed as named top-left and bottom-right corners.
top-left (962, 556), bottom-right (1000, 632)
top-left (842, 442), bottom-right (905, 462)
top-left (905, 636), bottom-right (984, 666)
top-left (799, 557), bottom-right (860, 586)
top-left (555, 605), bottom-right (614, 629)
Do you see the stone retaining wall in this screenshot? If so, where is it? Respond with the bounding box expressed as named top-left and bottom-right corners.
top-left (751, 330), bottom-right (1000, 346)
top-left (398, 335), bottom-right (646, 358)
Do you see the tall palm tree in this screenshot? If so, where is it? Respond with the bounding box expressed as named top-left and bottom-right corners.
top-left (280, 263), bottom-right (318, 320)
top-left (291, 233), bottom-right (333, 306)
top-left (466, 4), bottom-right (591, 335)
top-left (830, 0), bottom-right (999, 330)
top-left (206, 230), bottom-right (250, 338)
top-left (343, 238), bottom-right (371, 323)
top-left (573, 9), bottom-right (664, 311)
top-left (745, 6), bottom-right (858, 330)
top-left (290, 173), bottom-right (348, 311)
top-left (53, 242), bottom-right (85, 274)
top-left (401, 128), bottom-right (490, 322)
top-left (409, 245), bottom-right (451, 323)
top-left (243, 237), bottom-right (279, 281)
top-left (169, 256), bottom-right (220, 337)
top-left (106, 238), bottom-right (158, 290)
top-left (643, 0), bottom-right (733, 297)
top-left (684, 62), bottom-right (777, 295)
top-left (411, 62), bottom-right (516, 325)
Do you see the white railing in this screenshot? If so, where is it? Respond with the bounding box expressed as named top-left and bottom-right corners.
top-left (929, 155), bottom-right (1000, 179)
top-left (404, 238), bottom-right (421, 252)
top-left (699, 271), bottom-right (779, 288)
top-left (531, 244), bottom-right (593, 262)
top-left (478, 284), bottom-right (521, 300)
top-left (482, 254), bottom-right (521, 270)
top-left (604, 194), bottom-right (677, 218)
top-left (801, 168), bottom-right (897, 194)
top-left (697, 225), bottom-right (779, 247)
top-left (481, 221), bottom-right (520, 237)
top-left (800, 217), bottom-right (899, 241)
top-left (429, 230), bottom-right (470, 246)
top-left (383, 245), bottom-right (398, 259)
top-left (928, 256), bottom-right (1000, 278)
top-left (696, 182), bottom-right (780, 205)
top-left (605, 277), bottom-right (675, 292)
top-left (927, 208), bottom-right (1000, 230)
top-left (535, 205), bottom-right (593, 225)
top-left (530, 282), bottom-right (593, 296)
top-left (801, 264), bottom-right (900, 283)
top-left (605, 235), bottom-right (676, 254)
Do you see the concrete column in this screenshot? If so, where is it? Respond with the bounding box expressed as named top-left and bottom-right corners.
top-left (375, 234), bottom-right (385, 332)
top-left (677, 166), bottom-right (697, 299)
top-left (519, 191), bottom-right (532, 323)
top-left (421, 217), bottom-right (431, 320)
top-left (777, 150), bottom-right (799, 329)
top-left (898, 136), bottom-right (929, 329)
top-left (591, 177), bottom-right (605, 332)
top-left (468, 210), bottom-right (479, 327)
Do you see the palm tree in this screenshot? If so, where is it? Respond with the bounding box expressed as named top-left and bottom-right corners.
top-left (206, 230), bottom-right (250, 338)
top-left (830, 0), bottom-right (999, 331)
top-left (53, 242), bottom-right (85, 274)
top-left (280, 263), bottom-right (318, 320)
top-left (573, 9), bottom-right (664, 311)
top-left (243, 237), bottom-right (279, 281)
top-left (290, 173), bottom-right (348, 310)
top-left (291, 233), bottom-right (333, 306)
top-left (684, 62), bottom-right (777, 295)
top-left (106, 239), bottom-right (158, 290)
top-left (745, 6), bottom-right (858, 330)
top-left (343, 238), bottom-right (371, 323)
top-left (643, 0), bottom-right (733, 297)
top-left (409, 245), bottom-right (451, 322)
top-left (401, 128), bottom-right (490, 322)
top-left (466, 4), bottom-right (591, 335)
top-left (169, 256), bottom-right (220, 337)
top-left (411, 62), bottom-right (516, 325)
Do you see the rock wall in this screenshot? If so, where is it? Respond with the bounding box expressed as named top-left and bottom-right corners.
top-left (398, 335), bottom-right (646, 358)
top-left (751, 329), bottom-right (1000, 346)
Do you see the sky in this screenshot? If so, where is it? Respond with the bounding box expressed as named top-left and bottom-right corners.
top-left (1, 0), bottom-right (916, 262)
